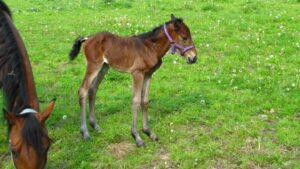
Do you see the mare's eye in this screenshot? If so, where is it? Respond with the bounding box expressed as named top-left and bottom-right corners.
top-left (11, 149), bottom-right (18, 157)
top-left (182, 36), bottom-right (188, 41)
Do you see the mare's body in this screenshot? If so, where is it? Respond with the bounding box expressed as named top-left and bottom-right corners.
top-left (0, 1), bottom-right (55, 168)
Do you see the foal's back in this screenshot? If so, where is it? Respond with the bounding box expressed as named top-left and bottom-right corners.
top-left (83, 32), bottom-right (158, 73)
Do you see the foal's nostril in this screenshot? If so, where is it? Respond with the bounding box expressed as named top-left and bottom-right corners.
top-left (188, 56), bottom-right (197, 63)
top-left (193, 56), bottom-right (197, 63)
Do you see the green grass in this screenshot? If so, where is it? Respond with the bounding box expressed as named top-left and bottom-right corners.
top-left (1, 0), bottom-right (300, 168)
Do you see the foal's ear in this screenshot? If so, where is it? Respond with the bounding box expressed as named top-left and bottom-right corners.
top-left (171, 14), bottom-right (176, 21)
top-left (3, 109), bottom-right (16, 125)
top-left (171, 14), bottom-right (182, 31)
top-left (37, 98), bottom-right (56, 123)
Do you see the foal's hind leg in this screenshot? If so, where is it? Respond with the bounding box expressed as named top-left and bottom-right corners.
top-left (88, 63), bottom-right (109, 133)
top-left (141, 75), bottom-right (158, 141)
top-left (131, 71), bottom-right (145, 147)
top-left (79, 62), bottom-right (103, 140)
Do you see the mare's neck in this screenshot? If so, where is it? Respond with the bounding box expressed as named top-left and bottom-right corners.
top-left (6, 13), bottom-right (40, 111)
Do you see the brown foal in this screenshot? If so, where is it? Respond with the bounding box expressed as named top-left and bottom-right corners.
top-left (69, 14), bottom-right (197, 146)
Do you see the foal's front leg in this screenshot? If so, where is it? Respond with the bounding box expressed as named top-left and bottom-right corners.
top-left (78, 63), bottom-right (102, 140)
top-left (131, 71), bottom-right (145, 147)
top-left (141, 75), bottom-right (158, 141)
top-left (88, 64), bottom-right (109, 132)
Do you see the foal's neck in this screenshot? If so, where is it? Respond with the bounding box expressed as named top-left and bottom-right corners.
top-left (143, 26), bottom-right (172, 59)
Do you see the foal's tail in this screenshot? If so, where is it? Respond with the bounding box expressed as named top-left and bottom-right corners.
top-left (69, 36), bottom-right (88, 61)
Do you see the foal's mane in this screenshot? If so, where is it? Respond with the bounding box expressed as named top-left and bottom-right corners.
top-left (135, 17), bottom-right (183, 41)
top-left (0, 1), bottom-right (47, 160)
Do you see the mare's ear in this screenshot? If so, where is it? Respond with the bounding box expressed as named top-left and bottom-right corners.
top-left (37, 98), bottom-right (56, 123)
top-left (3, 109), bottom-right (16, 125)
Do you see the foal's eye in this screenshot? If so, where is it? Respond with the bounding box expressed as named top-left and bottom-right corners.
top-left (182, 36), bottom-right (188, 41)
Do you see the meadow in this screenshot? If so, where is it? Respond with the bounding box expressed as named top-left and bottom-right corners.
top-left (0, 0), bottom-right (299, 168)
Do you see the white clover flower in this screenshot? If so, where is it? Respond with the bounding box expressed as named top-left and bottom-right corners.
top-left (200, 99), bottom-right (206, 104)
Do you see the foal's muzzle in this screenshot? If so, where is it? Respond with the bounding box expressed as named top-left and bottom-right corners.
top-left (187, 56), bottom-right (197, 64)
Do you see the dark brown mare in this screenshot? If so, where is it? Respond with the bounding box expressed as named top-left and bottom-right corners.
top-left (0, 1), bottom-right (55, 168)
top-left (69, 14), bottom-right (197, 146)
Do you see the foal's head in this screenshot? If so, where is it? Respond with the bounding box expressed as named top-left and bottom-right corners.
top-left (4, 101), bottom-right (55, 169)
top-left (167, 14), bottom-right (197, 64)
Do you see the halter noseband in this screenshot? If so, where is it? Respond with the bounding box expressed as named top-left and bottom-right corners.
top-left (163, 24), bottom-right (195, 56)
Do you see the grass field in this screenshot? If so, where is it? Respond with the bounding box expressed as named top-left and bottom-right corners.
top-left (0, 0), bottom-right (300, 168)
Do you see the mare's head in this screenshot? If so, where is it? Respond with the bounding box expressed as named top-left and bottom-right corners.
top-left (4, 100), bottom-right (55, 169)
top-left (166, 14), bottom-right (197, 64)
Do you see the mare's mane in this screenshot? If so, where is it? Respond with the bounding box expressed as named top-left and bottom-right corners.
top-left (0, 1), bottom-right (12, 17)
top-left (0, 1), bottom-right (31, 114)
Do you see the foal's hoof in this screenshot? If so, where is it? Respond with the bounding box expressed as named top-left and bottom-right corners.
top-left (93, 124), bottom-right (102, 133)
top-left (150, 134), bottom-right (159, 142)
top-left (142, 129), bottom-right (159, 142)
top-left (83, 134), bottom-right (91, 141)
top-left (81, 131), bottom-right (91, 141)
top-left (136, 140), bottom-right (145, 147)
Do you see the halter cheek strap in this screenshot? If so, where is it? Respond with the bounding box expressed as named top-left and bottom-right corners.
top-left (163, 24), bottom-right (195, 56)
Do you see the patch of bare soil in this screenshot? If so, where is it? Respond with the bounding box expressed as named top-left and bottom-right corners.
top-left (139, 147), bottom-right (179, 169)
top-left (108, 141), bottom-right (135, 158)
